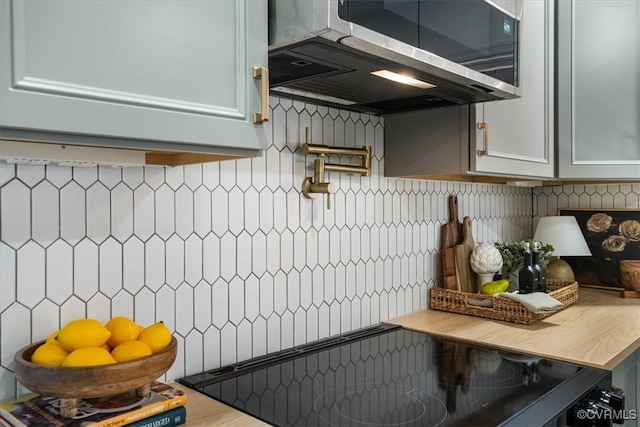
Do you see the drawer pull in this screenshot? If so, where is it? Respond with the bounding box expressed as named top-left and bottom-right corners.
top-left (253, 67), bottom-right (269, 124)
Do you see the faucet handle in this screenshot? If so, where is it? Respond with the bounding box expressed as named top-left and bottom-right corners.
top-left (301, 178), bottom-right (335, 210)
top-left (324, 182), bottom-right (336, 210)
top-left (323, 182), bottom-right (336, 194)
top-left (302, 179), bottom-right (334, 195)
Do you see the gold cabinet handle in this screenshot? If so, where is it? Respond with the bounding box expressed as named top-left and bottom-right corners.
top-left (253, 67), bottom-right (269, 124)
top-left (477, 122), bottom-right (489, 156)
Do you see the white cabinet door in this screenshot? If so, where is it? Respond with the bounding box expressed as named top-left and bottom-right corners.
top-left (556, 0), bottom-right (640, 179)
top-left (0, 0), bottom-right (269, 156)
top-left (470, 0), bottom-right (554, 179)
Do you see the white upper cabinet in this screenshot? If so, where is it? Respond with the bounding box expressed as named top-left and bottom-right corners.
top-left (491, 0), bottom-right (523, 19)
top-left (385, 0), bottom-right (554, 180)
top-left (0, 0), bottom-right (269, 157)
top-left (556, 0), bottom-right (640, 179)
top-left (470, 0), bottom-right (554, 178)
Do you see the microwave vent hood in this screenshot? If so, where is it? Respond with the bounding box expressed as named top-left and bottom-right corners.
top-left (268, 0), bottom-right (521, 115)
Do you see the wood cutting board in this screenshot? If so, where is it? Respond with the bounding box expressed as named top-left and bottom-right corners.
top-left (454, 216), bottom-right (477, 293)
top-left (441, 195), bottom-right (461, 290)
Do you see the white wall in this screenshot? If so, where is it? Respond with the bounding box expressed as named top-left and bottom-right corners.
top-left (0, 97), bottom-right (534, 399)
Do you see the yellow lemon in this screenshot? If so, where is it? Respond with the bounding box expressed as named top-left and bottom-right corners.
top-left (56, 319), bottom-right (111, 352)
top-left (111, 340), bottom-right (152, 362)
top-left (62, 347), bottom-right (117, 367)
top-left (45, 330), bottom-right (65, 348)
top-left (105, 316), bottom-right (142, 348)
top-left (31, 343), bottom-right (69, 367)
top-left (46, 330), bottom-right (59, 344)
top-left (138, 321), bottom-right (172, 354)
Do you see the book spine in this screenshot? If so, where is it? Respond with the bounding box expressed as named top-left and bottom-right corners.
top-left (0, 414), bottom-right (16, 427)
top-left (93, 394), bottom-right (187, 427)
top-left (0, 408), bottom-right (24, 427)
top-left (127, 406), bottom-right (186, 427)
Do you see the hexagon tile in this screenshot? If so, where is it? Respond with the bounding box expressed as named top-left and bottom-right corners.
top-left (4, 97), bottom-right (636, 399)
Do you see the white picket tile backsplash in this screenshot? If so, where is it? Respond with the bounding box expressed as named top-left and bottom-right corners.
top-left (533, 184), bottom-right (640, 223)
top-left (0, 97), bottom-right (534, 399)
top-left (16, 242), bottom-right (45, 309)
top-left (1, 181), bottom-right (30, 247)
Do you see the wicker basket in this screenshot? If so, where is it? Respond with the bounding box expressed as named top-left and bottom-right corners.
top-left (430, 280), bottom-right (578, 325)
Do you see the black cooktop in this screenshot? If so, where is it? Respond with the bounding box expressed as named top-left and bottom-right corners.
top-left (178, 324), bottom-right (604, 426)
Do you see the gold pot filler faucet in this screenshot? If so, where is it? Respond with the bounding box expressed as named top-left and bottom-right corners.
top-left (299, 127), bottom-right (371, 209)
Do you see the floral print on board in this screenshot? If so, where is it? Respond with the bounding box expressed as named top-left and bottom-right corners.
top-left (561, 209), bottom-right (640, 288)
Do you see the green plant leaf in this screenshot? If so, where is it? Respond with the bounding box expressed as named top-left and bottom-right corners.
top-left (494, 240), bottom-right (555, 276)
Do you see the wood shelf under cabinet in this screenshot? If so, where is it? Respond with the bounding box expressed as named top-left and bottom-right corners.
top-left (394, 174), bottom-right (639, 187)
top-left (145, 151), bottom-right (245, 166)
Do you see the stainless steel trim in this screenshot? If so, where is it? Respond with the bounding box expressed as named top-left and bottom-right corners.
top-left (342, 23), bottom-right (520, 98)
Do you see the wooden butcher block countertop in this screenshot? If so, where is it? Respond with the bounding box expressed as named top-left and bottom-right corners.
top-left (387, 287), bottom-right (640, 370)
top-left (170, 382), bottom-right (268, 426)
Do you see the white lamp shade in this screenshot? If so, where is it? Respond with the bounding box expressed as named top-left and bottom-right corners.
top-left (533, 216), bottom-right (592, 257)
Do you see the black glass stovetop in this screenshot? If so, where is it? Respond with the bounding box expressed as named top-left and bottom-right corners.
top-left (178, 324), bottom-right (595, 426)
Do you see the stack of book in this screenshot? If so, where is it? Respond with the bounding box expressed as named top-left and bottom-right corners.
top-left (0, 381), bottom-right (187, 427)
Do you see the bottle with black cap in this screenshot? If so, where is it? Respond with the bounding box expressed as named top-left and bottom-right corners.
top-left (518, 241), bottom-right (536, 294)
top-left (532, 241), bottom-right (547, 292)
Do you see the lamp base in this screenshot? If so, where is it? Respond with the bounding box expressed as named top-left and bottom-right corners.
top-left (547, 258), bottom-right (575, 282)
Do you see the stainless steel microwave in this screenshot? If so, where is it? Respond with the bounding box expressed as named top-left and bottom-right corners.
top-left (269, 0), bottom-right (521, 114)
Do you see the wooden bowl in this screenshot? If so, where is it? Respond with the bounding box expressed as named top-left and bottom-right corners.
top-left (13, 337), bottom-right (177, 416)
top-left (620, 260), bottom-right (640, 292)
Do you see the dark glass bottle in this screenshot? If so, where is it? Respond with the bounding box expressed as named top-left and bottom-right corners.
top-left (532, 241), bottom-right (547, 292)
top-left (518, 242), bottom-right (536, 294)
